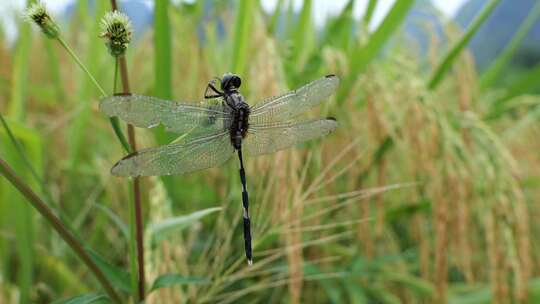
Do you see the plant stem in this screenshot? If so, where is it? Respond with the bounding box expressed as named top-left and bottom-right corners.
top-left (109, 1), bottom-right (145, 300)
top-left (0, 157), bottom-right (122, 303)
top-left (114, 57), bottom-right (139, 301)
top-left (55, 37), bottom-right (131, 153)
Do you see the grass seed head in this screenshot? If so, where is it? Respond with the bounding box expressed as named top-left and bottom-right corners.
top-left (100, 11), bottom-right (133, 57)
top-left (24, 1), bottom-right (59, 39)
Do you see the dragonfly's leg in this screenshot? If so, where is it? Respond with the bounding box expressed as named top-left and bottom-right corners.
top-left (237, 147), bottom-right (252, 265)
top-left (204, 81), bottom-right (224, 99)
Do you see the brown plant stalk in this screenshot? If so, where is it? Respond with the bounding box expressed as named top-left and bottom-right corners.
top-left (109, 0), bottom-right (145, 300)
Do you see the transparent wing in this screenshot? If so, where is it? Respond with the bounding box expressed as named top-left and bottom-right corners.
top-left (249, 75), bottom-right (339, 124)
top-left (112, 131), bottom-right (234, 177)
top-left (243, 119), bottom-right (337, 156)
top-left (100, 95), bottom-right (231, 135)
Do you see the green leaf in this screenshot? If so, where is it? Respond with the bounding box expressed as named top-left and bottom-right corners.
top-left (94, 204), bottom-right (128, 241)
top-left (153, 0), bottom-right (175, 145)
top-left (363, 0), bottom-right (378, 26)
top-left (231, 0), bottom-right (255, 74)
top-left (480, 1), bottom-right (540, 89)
top-left (381, 271), bottom-right (434, 297)
top-left (87, 249), bottom-right (131, 294)
top-left (428, 0), bottom-right (501, 90)
top-left (148, 207), bottom-right (222, 244)
top-left (338, 0), bottom-right (415, 102)
top-left (267, 0), bottom-right (284, 34)
top-left (150, 274), bottom-right (209, 292)
top-left (491, 63), bottom-right (540, 110)
top-left (51, 293), bottom-right (110, 304)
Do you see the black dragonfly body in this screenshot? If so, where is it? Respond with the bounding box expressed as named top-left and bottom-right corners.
top-left (100, 73), bottom-right (339, 265)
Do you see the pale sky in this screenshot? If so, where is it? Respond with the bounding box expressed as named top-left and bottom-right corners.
top-left (1, 0), bottom-right (469, 44)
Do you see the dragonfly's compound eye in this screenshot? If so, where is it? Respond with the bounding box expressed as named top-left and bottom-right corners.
top-left (221, 73), bottom-right (242, 91)
top-left (230, 75), bottom-right (241, 89)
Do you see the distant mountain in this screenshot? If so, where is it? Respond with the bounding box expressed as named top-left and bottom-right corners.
top-left (456, 0), bottom-right (540, 71)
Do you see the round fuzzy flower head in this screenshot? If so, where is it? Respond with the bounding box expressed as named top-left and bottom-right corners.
top-left (24, 1), bottom-right (59, 39)
top-left (100, 11), bottom-right (133, 57)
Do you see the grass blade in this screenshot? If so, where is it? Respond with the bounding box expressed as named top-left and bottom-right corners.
top-left (231, 0), bottom-right (255, 75)
top-left (51, 293), bottom-right (110, 304)
top-left (150, 274), bottom-right (209, 292)
top-left (153, 0), bottom-right (174, 145)
top-left (364, 0), bottom-right (378, 27)
top-left (480, 1), bottom-right (540, 90)
top-left (267, 0), bottom-right (284, 34)
top-left (489, 63), bottom-right (540, 116)
top-left (6, 10), bottom-right (34, 301)
top-left (148, 207), bottom-right (222, 244)
top-left (427, 0), bottom-right (501, 90)
top-left (338, 0), bottom-right (415, 101)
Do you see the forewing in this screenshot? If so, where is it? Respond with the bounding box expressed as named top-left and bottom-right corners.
top-left (100, 95), bottom-right (230, 135)
top-left (250, 75), bottom-right (339, 124)
top-left (112, 132), bottom-right (234, 177)
top-left (244, 119), bottom-right (337, 156)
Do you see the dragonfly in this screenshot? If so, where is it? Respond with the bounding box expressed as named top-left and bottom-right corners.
top-left (100, 73), bottom-right (339, 265)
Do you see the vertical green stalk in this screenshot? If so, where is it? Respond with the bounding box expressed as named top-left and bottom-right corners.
top-left (154, 0), bottom-right (172, 100)
top-left (231, 0), bottom-right (255, 74)
top-left (153, 0), bottom-right (174, 145)
top-left (8, 9), bottom-right (33, 301)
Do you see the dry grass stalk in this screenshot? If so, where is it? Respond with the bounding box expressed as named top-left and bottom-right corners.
top-left (366, 91), bottom-right (387, 248)
top-left (512, 185), bottom-right (531, 303)
top-left (286, 151), bottom-right (304, 304)
top-left (433, 173), bottom-right (449, 304)
top-left (454, 52), bottom-right (475, 283)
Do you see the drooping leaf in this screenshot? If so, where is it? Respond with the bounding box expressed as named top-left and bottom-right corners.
top-left (51, 293), bottom-right (109, 304)
top-left (87, 249), bottom-right (131, 294)
top-left (150, 273), bottom-right (209, 292)
top-left (148, 207), bottom-right (222, 244)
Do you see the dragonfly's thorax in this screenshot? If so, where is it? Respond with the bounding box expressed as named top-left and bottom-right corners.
top-left (226, 92), bottom-right (250, 150)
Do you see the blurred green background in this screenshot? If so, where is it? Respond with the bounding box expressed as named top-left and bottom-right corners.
top-left (1, 0), bottom-right (540, 303)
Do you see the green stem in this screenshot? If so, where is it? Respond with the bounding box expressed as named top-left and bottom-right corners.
top-left (0, 157), bottom-right (122, 303)
top-left (55, 37), bottom-right (131, 153)
top-left (57, 37), bottom-right (106, 95)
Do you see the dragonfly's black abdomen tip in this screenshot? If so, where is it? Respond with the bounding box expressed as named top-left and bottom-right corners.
top-left (325, 74), bottom-right (337, 78)
top-left (326, 116), bottom-right (337, 121)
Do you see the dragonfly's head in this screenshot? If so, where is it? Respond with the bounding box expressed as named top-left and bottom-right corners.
top-left (221, 73), bottom-right (242, 92)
